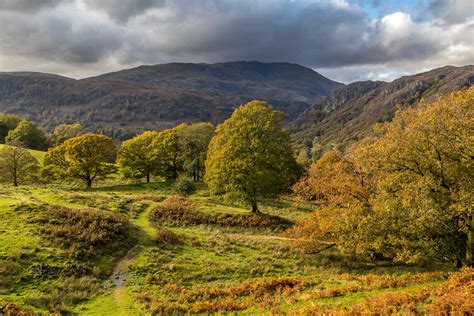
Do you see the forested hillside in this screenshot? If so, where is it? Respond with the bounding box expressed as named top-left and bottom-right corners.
top-left (0, 62), bottom-right (342, 139)
top-left (290, 65), bottom-right (474, 146)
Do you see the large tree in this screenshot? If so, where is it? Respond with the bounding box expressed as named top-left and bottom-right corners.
top-left (292, 88), bottom-right (474, 266)
top-left (44, 134), bottom-right (116, 188)
top-left (5, 119), bottom-right (49, 150)
top-left (179, 123), bottom-right (214, 181)
top-left (0, 143), bottom-right (39, 186)
top-left (117, 131), bottom-right (161, 183)
top-left (152, 124), bottom-right (187, 180)
top-left (205, 100), bottom-right (298, 213)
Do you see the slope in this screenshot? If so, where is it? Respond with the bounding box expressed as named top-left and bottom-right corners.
top-left (0, 62), bottom-right (342, 140)
top-left (290, 65), bottom-right (474, 146)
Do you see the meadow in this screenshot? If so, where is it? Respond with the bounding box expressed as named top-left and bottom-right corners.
top-left (1, 175), bottom-right (471, 315)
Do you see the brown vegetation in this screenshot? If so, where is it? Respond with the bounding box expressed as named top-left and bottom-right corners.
top-left (149, 195), bottom-right (289, 229)
top-left (138, 276), bottom-right (308, 314)
top-left (22, 203), bottom-right (134, 259)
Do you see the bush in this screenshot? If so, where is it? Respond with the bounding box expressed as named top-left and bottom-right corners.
top-left (22, 204), bottom-right (134, 259)
top-left (173, 177), bottom-right (197, 196)
top-left (137, 276), bottom-right (308, 314)
top-left (0, 299), bottom-right (35, 316)
top-left (153, 227), bottom-right (184, 247)
top-left (149, 195), bottom-right (289, 229)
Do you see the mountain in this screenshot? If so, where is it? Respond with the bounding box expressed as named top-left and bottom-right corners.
top-left (290, 65), bottom-right (474, 146)
top-left (0, 61), bottom-right (343, 140)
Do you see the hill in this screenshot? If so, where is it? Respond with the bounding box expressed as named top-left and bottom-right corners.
top-left (290, 65), bottom-right (474, 146)
top-left (0, 62), bottom-right (342, 140)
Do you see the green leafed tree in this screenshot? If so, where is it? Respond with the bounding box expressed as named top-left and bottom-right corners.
top-left (152, 124), bottom-right (187, 180)
top-left (205, 100), bottom-right (299, 213)
top-left (0, 113), bottom-right (21, 143)
top-left (117, 131), bottom-right (161, 183)
top-left (53, 123), bottom-right (82, 145)
top-left (5, 119), bottom-right (49, 150)
top-left (179, 123), bottom-right (214, 181)
top-left (43, 134), bottom-right (116, 188)
top-left (0, 143), bottom-right (39, 186)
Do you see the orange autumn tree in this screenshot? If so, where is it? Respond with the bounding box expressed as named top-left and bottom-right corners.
top-left (292, 88), bottom-right (474, 265)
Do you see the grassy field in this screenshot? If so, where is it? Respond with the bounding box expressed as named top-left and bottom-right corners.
top-left (0, 178), bottom-right (471, 315)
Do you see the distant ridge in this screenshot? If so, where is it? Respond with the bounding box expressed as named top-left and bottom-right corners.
top-left (0, 61), bottom-right (342, 140)
top-left (289, 65), bottom-right (474, 146)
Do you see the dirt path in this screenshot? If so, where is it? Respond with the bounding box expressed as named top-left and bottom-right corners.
top-left (82, 206), bottom-right (156, 315)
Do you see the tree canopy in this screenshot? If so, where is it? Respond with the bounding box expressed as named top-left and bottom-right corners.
top-left (44, 134), bottom-right (116, 188)
top-left (5, 119), bottom-right (49, 150)
top-left (53, 123), bottom-right (82, 145)
top-left (291, 88), bottom-right (474, 266)
top-left (117, 131), bottom-right (161, 183)
top-left (178, 122), bottom-right (214, 181)
top-left (205, 100), bottom-right (299, 212)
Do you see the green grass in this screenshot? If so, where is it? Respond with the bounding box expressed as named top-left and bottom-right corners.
top-left (0, 180), bottom-right (457, 315)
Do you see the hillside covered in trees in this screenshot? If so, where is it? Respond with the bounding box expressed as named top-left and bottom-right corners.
top-left (290, 65), bottom-right (474, 147)
top-left (0, 61), bottom-right (342, 139)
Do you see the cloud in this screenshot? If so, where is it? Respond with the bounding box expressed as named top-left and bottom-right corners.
top-left (429, 0), bottom-right (474, 24)
top-left (0, 0), bottom-right (472, 81)
top-left (0, 0), bottom-right (68, 12)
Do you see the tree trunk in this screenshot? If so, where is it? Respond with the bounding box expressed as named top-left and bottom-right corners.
top-left (196, 158), bottom-right (200, 181)
top-left (173, 157), bottom-right (177, 180)
top-left (86, 179), bottom-right (93, 188)
top-left (251, 201), bottom-right (260, 213)
top-left (146, 173), bottom-right (150, 183)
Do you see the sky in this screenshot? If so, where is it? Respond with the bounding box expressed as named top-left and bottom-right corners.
top-left (0, 0), bottom-right (472, 83)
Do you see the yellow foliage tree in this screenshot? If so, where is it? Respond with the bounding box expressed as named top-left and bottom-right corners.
top-left (292, 88), bottom-right (474, 265)
top-left (44, 134), bottom-right (116, 188)
top-left (205, 100), bottom-right (299, 213)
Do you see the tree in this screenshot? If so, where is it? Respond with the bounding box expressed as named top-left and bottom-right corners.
top-left (117, 131), bottom-right (161, 183)
top-left (152, 124), bottom-right (187, 180)
top-left (291, 88), bottom-right (474, 265)
top-left (205, 100), bottom-right (298, 213)
top-left (0, 143), bottom-right (39, 186)
top-left (43, 134), bottom-right (116, 188)
top-left (53, 123), bottom-right (82, 145)
top-left (0, 113), bottom-right (21, 143)
top-left (362, 88), bottom-right (474, 265)
top-left (178, 123), bottom-right (214, 181)
top-left (5, 119), bottom-right (49, 150)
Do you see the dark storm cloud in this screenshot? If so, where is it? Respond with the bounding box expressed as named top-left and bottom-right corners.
top-left (0, 0), bottom-right (472, 81)
top-left (0, 0), bottom-right (68, 11)
top-left (84, 0), bottom-right (165, 23)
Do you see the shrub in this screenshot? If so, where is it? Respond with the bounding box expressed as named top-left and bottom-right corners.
top-left (23, 204), bottom-right (133, 259)
top-left (149, 195), bottom-right (289, 229)
top-left (0, 299), bottom-right (35, 316)
top-left (137, 276), bottom-right (307, 313)
top-left (154, 227), bottom-right (184, 247)
top-left (174, 177), bottom-right (197, 196)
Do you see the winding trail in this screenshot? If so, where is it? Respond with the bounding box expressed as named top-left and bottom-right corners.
top-left (79, 205), bottom-right (156, 315)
